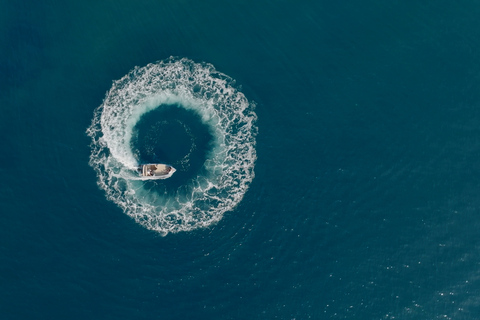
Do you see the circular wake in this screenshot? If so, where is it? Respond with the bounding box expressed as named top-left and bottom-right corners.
top-left (87, 57), bottom-right (257, 235)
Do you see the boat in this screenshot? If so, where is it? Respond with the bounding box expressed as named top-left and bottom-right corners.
top-left (136, 163), bottom-right (176, 179)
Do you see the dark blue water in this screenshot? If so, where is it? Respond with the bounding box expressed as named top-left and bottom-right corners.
top-left (3, 0), bottom-right (480, 319)
top-left (132, 104), bottom-right (214, 190)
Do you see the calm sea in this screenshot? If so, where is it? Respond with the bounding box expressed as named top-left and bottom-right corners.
top-left (2, 0), bottom-right (480, 319)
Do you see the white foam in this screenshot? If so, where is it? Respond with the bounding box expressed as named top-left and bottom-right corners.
top-left (86, 57), bottom-right (257, 235)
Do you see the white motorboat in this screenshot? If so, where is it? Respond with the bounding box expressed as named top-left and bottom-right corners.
top-left (136, 164), bottom-right (176, 179)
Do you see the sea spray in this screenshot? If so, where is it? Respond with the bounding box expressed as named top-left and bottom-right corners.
top-left (87, 58), bottom-right (257, 235)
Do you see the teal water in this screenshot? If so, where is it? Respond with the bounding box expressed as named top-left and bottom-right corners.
top-left (3, 1), bottom-right (480, 319)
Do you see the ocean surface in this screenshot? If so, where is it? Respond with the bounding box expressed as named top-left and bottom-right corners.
top-left (2, 1), bottom-right (480, 319)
